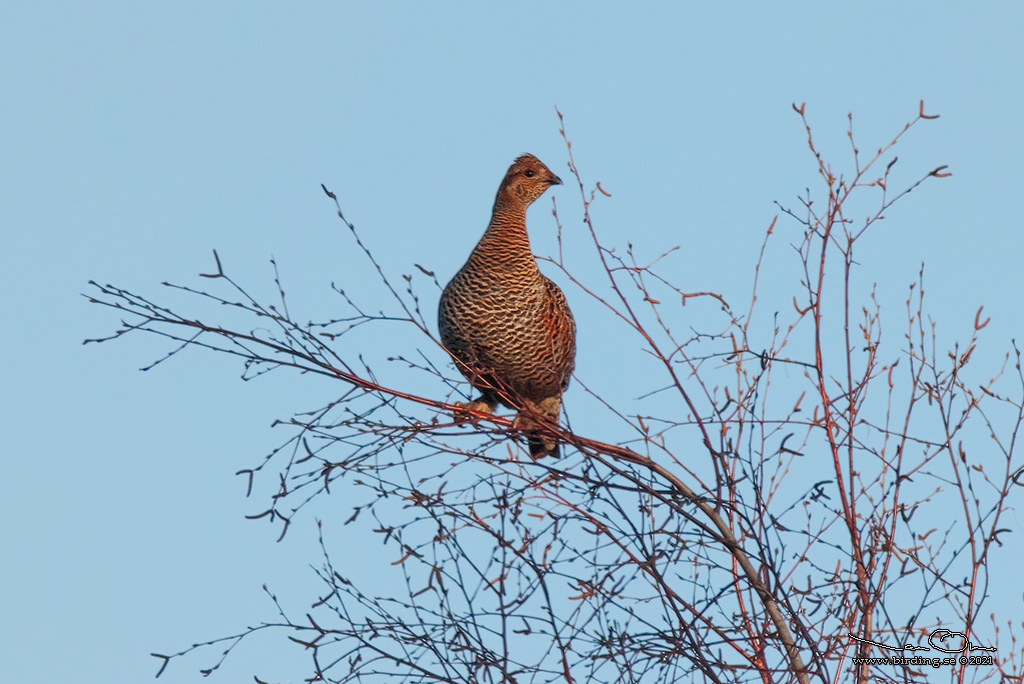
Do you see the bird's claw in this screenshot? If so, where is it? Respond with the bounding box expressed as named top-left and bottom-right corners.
top-left (452, 400), bottom-right (495, 424)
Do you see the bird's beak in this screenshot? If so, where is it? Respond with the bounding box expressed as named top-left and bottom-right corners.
top-left (548, 174), bottom-right (563, 186)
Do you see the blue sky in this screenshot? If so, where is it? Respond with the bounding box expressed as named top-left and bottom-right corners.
top-left (3, 3), bottom-right (1023, 682)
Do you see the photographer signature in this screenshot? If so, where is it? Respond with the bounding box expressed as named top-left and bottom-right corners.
top-left (849, 630), bottom-right (996, 654)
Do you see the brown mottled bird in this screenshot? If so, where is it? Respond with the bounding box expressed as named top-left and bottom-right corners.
top-left (439, 154), bottom-right (576, 458)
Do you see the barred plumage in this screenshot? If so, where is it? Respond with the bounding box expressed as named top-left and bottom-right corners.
top-left (438, 154), bottom-right (576, 458)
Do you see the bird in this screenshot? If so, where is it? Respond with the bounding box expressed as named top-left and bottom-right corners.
top-left (438, 154), bottom-right (576, 458)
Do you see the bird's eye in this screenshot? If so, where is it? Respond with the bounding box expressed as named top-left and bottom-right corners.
top-left (524, 169), bottom-right (535, 178)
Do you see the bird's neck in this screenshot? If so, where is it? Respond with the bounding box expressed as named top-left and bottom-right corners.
top-left (471, 203), bottom-right (537, 269)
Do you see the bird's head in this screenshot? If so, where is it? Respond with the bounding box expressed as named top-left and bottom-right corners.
top-left (494, 154), bottom-right (563, 210)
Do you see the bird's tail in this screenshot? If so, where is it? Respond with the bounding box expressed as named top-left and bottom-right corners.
top-left (519, 397), bottom-right (562, 459)
top-left (528, 434), bottom-right (559, 459)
